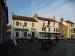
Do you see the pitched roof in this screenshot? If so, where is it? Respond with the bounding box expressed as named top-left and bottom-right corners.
top-left (12, 15), bottom-right (38, 22)
top-left (65, 20), bottom-right (74, 24)
top-left (36, 16), bottom-right (58, 22)
top-left (37, 17), bottom-right (49, 21)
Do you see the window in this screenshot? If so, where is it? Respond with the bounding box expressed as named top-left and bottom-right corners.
top-left (56, 28), bottom-right (58, 32)
top-left (71, 29), bottom-right (74, 33)
top-left (48, 21), bottom-right (50, 26)
top-left (42, 27), bottom-right (46, 31)
top-left (24, 32), bottom-right (27, 37)
top-left (53, 22), bottom-right (55, 25)
top-left (48, 28), bottom-right (50, 31)
top-left (16, 22), bottom-right (19, 26)
top-left (28, 34), bottom-right (31, 37)
top-left (16, 32), bottom-right (19, 37)
top-left (20, 23), bottom-right (22, 26)
top-left (32, 23), bottom-right (34, 27)
top-left (71, 24), bottom-right (74, 27)
top-left (43, 22), bottom-right (45, 26)
top-left (24, 22), bottom-right (27, 26)
top-left (48, 34), bottom-right (51, 37)
top-left (54, 28), bottom-right (55, 32)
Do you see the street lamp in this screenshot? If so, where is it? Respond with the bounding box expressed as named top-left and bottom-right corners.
top-left (23, 25), bottom-right (24, 38)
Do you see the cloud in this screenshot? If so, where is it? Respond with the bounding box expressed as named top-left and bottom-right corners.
top-left (37, 0), bottom-right (75, 21)
top-left (8, 0), bottom-right (75, 24)
top-left (37, 0), bottom-right (66, 15)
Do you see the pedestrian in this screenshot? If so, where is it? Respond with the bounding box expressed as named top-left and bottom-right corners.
top-left (56, 36), bottom-right (58, 42)
top-left (41, 40), bottom-right (45, 51)
top-left (44, 40), bottom-right (48, 51)
top-left (55, 36), bottom-right (59, 46)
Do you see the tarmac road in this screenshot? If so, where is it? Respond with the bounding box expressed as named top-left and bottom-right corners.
top-left (8, 39), bottom-right (75, 56)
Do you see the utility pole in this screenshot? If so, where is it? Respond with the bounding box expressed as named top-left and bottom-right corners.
top-left (11, 11), bottom-right (17, 45)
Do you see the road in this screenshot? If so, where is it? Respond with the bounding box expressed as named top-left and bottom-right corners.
top-left (8, 40), bottom-right (75, 56)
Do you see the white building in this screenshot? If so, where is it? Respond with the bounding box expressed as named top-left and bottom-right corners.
top-left (34, 15), bottom-right (60, 39)
top-left (11, 14), bottom-right (60, 40)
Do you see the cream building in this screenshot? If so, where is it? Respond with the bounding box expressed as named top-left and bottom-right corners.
top-left (60, 18), bottom-right (75, 39)
top-left (65, 20), bottom-right (75, 39)
top-left (11, 14), bottom-right (60, 40)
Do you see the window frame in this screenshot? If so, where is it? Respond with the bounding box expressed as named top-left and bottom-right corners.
top-left (24, 32), bottom-right (27, 37)
top-left (24, 22), bottom-right (27, 27)
top-left (32, 22), bottom-right (34, 27)
top-left (16, 32), bottom-right (19, 37)
top-left (16, 21), bottom-right (19, 26)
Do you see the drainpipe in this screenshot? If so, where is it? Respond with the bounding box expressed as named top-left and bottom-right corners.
top-left (11, 20), bottom-right (16, 45)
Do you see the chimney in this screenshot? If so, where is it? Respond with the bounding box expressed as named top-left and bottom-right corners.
top-left (60, 18), bottom-right (64, 22)
top-left (34, 14), bottom-right (37, 17)
top-left (53, 16), bottom-right (55, 20)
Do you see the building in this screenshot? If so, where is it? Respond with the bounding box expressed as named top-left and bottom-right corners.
top-left (0, 0), bottom-right (8, 44)
top-left (11, 15), bottom-right (38, 40)
top-left (11, 14), bottom-right (60, 40)
top-left (65, 20), bottom-right (75, 39)
top-left (71, 28), bottom-right (75, 39)
top-left (60, 18), bottom-right (75, 39)
top-left (33, 15), bottom-right (60, 39)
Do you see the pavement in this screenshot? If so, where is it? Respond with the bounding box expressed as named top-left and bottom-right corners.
top-left (8, 40), bottom-right (75, 56)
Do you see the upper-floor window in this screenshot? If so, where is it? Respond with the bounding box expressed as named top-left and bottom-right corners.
top-left (42, 27), bottom-right (46, 31)
top-left (54, 28), bottom-right (55, 32)
top-left (48, 28), bottom-right (50, 31)
top-left (20, 23), bottom-right (22, 26)
top-left (56, 28), bottom-right (59, 32)
top-left (43, 22), bottom-right (45, 26)
top-left (71, 24), bottom-right (74, 27)
top-left (53, 22), bottom-right (55, 25)
top-left (32, 22), bottom-right (34, 27)
top-left (16, 22), bottom-right (19, 26)
top-left (48, 21), bottom-right (50, 26)
top-left (16, 32), bottom-right (19, 37)
top-left (24, 22), bottom-right (27, 27)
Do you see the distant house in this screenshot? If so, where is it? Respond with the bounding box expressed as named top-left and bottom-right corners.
top-left (11, 14), bottom-right (60, 40)
top-left (60, 18), bottom-right (75, 39)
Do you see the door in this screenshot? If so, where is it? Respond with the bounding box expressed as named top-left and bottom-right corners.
top-left (32, 32), bottom-right (35, 39)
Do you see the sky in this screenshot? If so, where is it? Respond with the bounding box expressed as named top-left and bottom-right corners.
top-left (7, 0), bottom-right (75, 24)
